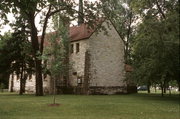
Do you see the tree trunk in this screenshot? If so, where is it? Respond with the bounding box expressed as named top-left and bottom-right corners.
top-left (19, 64), bottom-right (24, 95)
top-left (28, 14), bottom-right (44, 96)
top-left (177, 80), bottom-right (180, 92)
top-left (35, 59), bottom-right (43, 96)
top-left (163, 80), bottom-right (167, 94)
top-left (19, 60), bottom-right (27, 95)
top-left (169, 86), bottom-right (171, 96)
top-left (154, 84), bottom-right (157, 93)
top-left (160, 83), bottom-right (164, 97)
top-left (19, 75), bottom-right (26, 95)
top-left (161, 87), bottom-right (164, 97)
top-left (147, 82), bottom-right (151, 93)
top-left (22, 74), bottom-right (27, 93)
top-left (53, 76), bottom-right (57, 104)
top-left (163, 87), bottom-right (166, 93)
top-left (49, 76), bottom-right (55, 95)
top-left (19, 79), bottom-right (23, 95)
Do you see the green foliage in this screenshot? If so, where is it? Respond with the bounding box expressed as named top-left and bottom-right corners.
top-left (43, 15), bottom-right (69, 80)
top-left (0, 33), bottom-right (13, 86)
top-left (131, 0), bottom-right (179, 89)
top-left (0, 30), bottom-right (34, 88)
top-left (0, 83), bottom-right (5, 89)
top-left (0, 32), bottom-right (12, 71)
top-left (11, 31), bottom-right (35, 76)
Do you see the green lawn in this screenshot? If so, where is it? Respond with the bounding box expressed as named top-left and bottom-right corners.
top-left (0, 92), bottom-right (179, 119)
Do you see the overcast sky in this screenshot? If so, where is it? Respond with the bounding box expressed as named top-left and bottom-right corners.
top-left (0, 0), bottom-right (98, 35)
top-left (0, 13), bottom-right (15, 35)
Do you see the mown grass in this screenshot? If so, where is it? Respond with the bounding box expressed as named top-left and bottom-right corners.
top-left (0, 92), bottom-right (179, 119)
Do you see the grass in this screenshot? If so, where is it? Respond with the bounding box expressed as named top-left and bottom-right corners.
top-left (0, 92), bottom-right (179, 119)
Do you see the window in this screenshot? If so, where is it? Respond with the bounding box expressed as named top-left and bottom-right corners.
top-left (76, 43), bottom-right (80, 53)
top-left (77, 76), bottom-right (82, 84)
top-left (72, 72), bottom-right (77, 75)
top-left (70, 44), bottom-right (74, 53)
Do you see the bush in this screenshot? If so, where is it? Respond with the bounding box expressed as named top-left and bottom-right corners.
top-left (0, 83), bottom-right (5, 92)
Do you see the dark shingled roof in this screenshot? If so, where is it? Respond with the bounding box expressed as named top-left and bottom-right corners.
top-left (69, 24), bottom-right (95, 42)
top-left (39, 23), bottom-right (96, 44)
top-left (39, 19), bottom-right (105, 44)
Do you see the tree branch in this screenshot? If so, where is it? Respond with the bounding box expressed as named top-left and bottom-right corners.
top-left (127, 11), bottom-right (132, 40)
top-left (155, 0), bottom-right (166, 20)
top-left (40, 5), bottom-right (70, 53)
top-left (40, 5), bottom-right (52, 54)
top-left (49, 6), bottom-right (69, 17)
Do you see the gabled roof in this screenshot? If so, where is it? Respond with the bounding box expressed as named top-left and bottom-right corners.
top-left (40, 23), bottom-right (96, 44)
top-left (68, 18), bottom-right (105, 42)
top-left (69, 24), bottom-right (95, 42)
top-left (40, 18), bottom-right (116, 44)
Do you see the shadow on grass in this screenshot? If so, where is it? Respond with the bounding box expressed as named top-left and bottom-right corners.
top-left (0, 92), bottom-right (179, 104)
top-left (0, 92), bottom-right (36, 97)
top-left (131, 92), bottom-right (180, 104)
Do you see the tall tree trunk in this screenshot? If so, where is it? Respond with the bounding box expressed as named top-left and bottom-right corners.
top-left (19, 65), bottom-right (24, 95)
top-left (35, 59), bottom-right (43, 96)
top-left (161, 87), bottom-right (164, 97)
top-left (163, 80), bottom-right (167, 94)
top-left (147, 82), bottom-right (151, 93)
top-left (168, 86), bottom-right (171, 96)
top-left (154, 84), bottom-right (157, 93)
top-left (22, 74), bottom-right (27, 93)
top-left (177, 80), bottom-right (180, 92)
top-left (163, 87), bottom-right (166, 93)
top-left (147, 86), bottom-right (150, 93)
top-left (19, 74), bottom-right (26, 95)
top-left (160, 83), bottom-right (164, 97)
top-left (28, 14), bottom-right (44, 96)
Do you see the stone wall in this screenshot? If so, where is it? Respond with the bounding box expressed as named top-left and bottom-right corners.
top-left (69, 39), bottom-right (89, 86)
top-left (9, 74), bottom-right (50, 93)
top-left (67, 20), bottom-right (127, 94)
top-left (88, 21), bottom-right (126, 88)
top-left (89, 86), bottom-right (127, 95)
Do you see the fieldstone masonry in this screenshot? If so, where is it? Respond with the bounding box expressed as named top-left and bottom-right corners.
top-left (69, 21), bottom-right (127, 94)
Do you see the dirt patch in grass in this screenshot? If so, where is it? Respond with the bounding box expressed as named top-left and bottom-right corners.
top-left (48, 103), bottom-right (61, 107)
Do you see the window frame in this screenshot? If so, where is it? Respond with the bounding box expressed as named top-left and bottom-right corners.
top-left (76, 43), bottom-right (80, 53)
top-left (70, 44), bottom-right (74, 53)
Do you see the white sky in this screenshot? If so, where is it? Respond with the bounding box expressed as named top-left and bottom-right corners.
top-left (0, 13), bottom-right (16, 35)
top-left (0, 0), bottom-right (99, 35)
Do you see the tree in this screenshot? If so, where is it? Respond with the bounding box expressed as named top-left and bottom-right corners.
top-left (42, 14), bottom-right (69, 103)
top-left (0, 0), bottom-right (101, 96)
top-left (0, 30), bottom-right (34, 94)
top-left (0, 33), bottom-right (12, 89)
top-left (131, 0), bottom-right (179, 96)
top-left (11, 32), bottom-right (34, 95)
